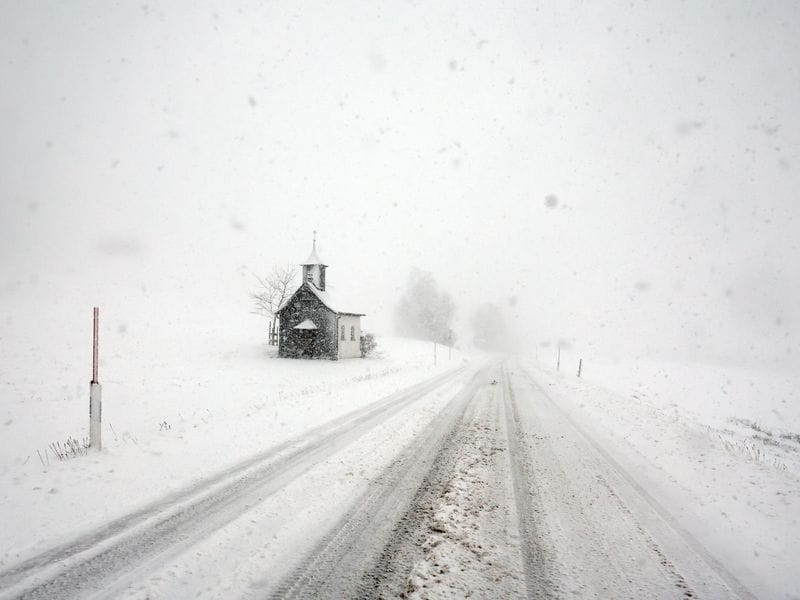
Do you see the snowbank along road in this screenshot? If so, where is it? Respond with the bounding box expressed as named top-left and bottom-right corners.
top-left (0, 359), bottom-right (758, 599)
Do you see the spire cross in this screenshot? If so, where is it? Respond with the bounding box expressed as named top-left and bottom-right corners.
top-left (313, 230), bottom-right (317, 246)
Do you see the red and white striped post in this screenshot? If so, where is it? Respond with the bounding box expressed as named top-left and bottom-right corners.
top-left (89, 307), bottom-right (102, 450)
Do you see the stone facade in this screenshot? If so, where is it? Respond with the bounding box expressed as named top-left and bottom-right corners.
top-left (277, 285), bottom-right (338, 359)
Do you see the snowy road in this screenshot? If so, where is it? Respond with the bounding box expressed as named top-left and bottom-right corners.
top-left (504, 363), bottom-right (754, 599)
top-left (0, 360), bottom-right (758, 599)
top-left (0, 366), bottom-right (470, 599)
top-left (267, 361), bottom-right (754, 599)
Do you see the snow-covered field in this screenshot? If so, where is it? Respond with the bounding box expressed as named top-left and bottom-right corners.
top-left (0, 317), bottom-right (466, 570)
top-left (525, 357), bottom-right (800, 599)
top-left (3, 301), bottom-right (799, 599)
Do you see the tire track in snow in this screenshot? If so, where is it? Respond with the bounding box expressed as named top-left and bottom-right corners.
top-left (0, 365), bottom-right (471, 600)
top-left (592, 473), bottom-right (696, 598)
top-left (370, 367), bottom-right (533, 599)
top-left (265, 363), bottom-right (495, 599)
top-left (513, 362), bottom-right (757, 600)
top-left (500, 363), bottom-right (559, 598)
top-left (268, 361), bottom-right (562, 600)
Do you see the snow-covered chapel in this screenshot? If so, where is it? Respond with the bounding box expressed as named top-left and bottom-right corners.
top-left (276, 238), bottom-right (365, 359)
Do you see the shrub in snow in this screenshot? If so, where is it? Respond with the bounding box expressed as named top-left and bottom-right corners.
top-left (360, 333), bottom-right (378, 358)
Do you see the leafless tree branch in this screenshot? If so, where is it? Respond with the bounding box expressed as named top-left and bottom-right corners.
top-left (251, 263), bottom-right (297, 318)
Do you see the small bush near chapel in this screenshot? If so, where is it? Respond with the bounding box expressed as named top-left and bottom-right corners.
top-left (360, 333), bottom-right (377, 358)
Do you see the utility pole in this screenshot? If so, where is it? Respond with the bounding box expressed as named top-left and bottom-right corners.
top-left (89, 307), bottom-right (102, 450)
top-left (577, 358), bottom-right (583, 378)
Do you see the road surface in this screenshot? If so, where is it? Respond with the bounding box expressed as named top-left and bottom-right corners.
top-left (0, 360), bottom-right (755, 599)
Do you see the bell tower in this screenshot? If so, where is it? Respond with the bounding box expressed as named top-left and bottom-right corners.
top-left (301, 231), bottom-right (327, 291)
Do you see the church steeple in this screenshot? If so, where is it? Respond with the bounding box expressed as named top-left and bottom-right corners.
top-left (301, 232), bottom-right (327, 291)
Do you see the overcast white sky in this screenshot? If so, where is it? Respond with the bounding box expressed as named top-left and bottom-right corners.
top-left (1, 1), bottom-right (799, 366)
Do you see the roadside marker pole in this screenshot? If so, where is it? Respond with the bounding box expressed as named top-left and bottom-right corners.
top-left (89, 307), bottom-right (102, 451)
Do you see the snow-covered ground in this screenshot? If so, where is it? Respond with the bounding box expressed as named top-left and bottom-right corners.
top-left (3, 299), bottom-right (798, 599)
top-left (525, 357), bottom-right (800, 599)
top-left (0, 318), bottom-right (466, 570)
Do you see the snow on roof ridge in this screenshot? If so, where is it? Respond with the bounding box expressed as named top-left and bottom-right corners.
top-left (306, 282), bottom-right (365, 316)
top-left (277, 281), bottom-right (365, 316)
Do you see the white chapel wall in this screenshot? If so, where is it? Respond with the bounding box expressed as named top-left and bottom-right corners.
top-left (337, 314), bottom-right (362, 359)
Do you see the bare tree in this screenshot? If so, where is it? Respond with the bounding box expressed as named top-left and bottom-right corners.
top-left (251, 263), bottom-right (297, 319)
top-left (394, 268), bottom-right (457, 344)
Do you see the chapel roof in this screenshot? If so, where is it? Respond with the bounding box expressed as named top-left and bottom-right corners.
top-left (277, 281), bottom-right (365, 317)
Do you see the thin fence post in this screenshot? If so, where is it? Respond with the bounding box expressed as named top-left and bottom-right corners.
top-left (89, 307), bottom-right (102, 451)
